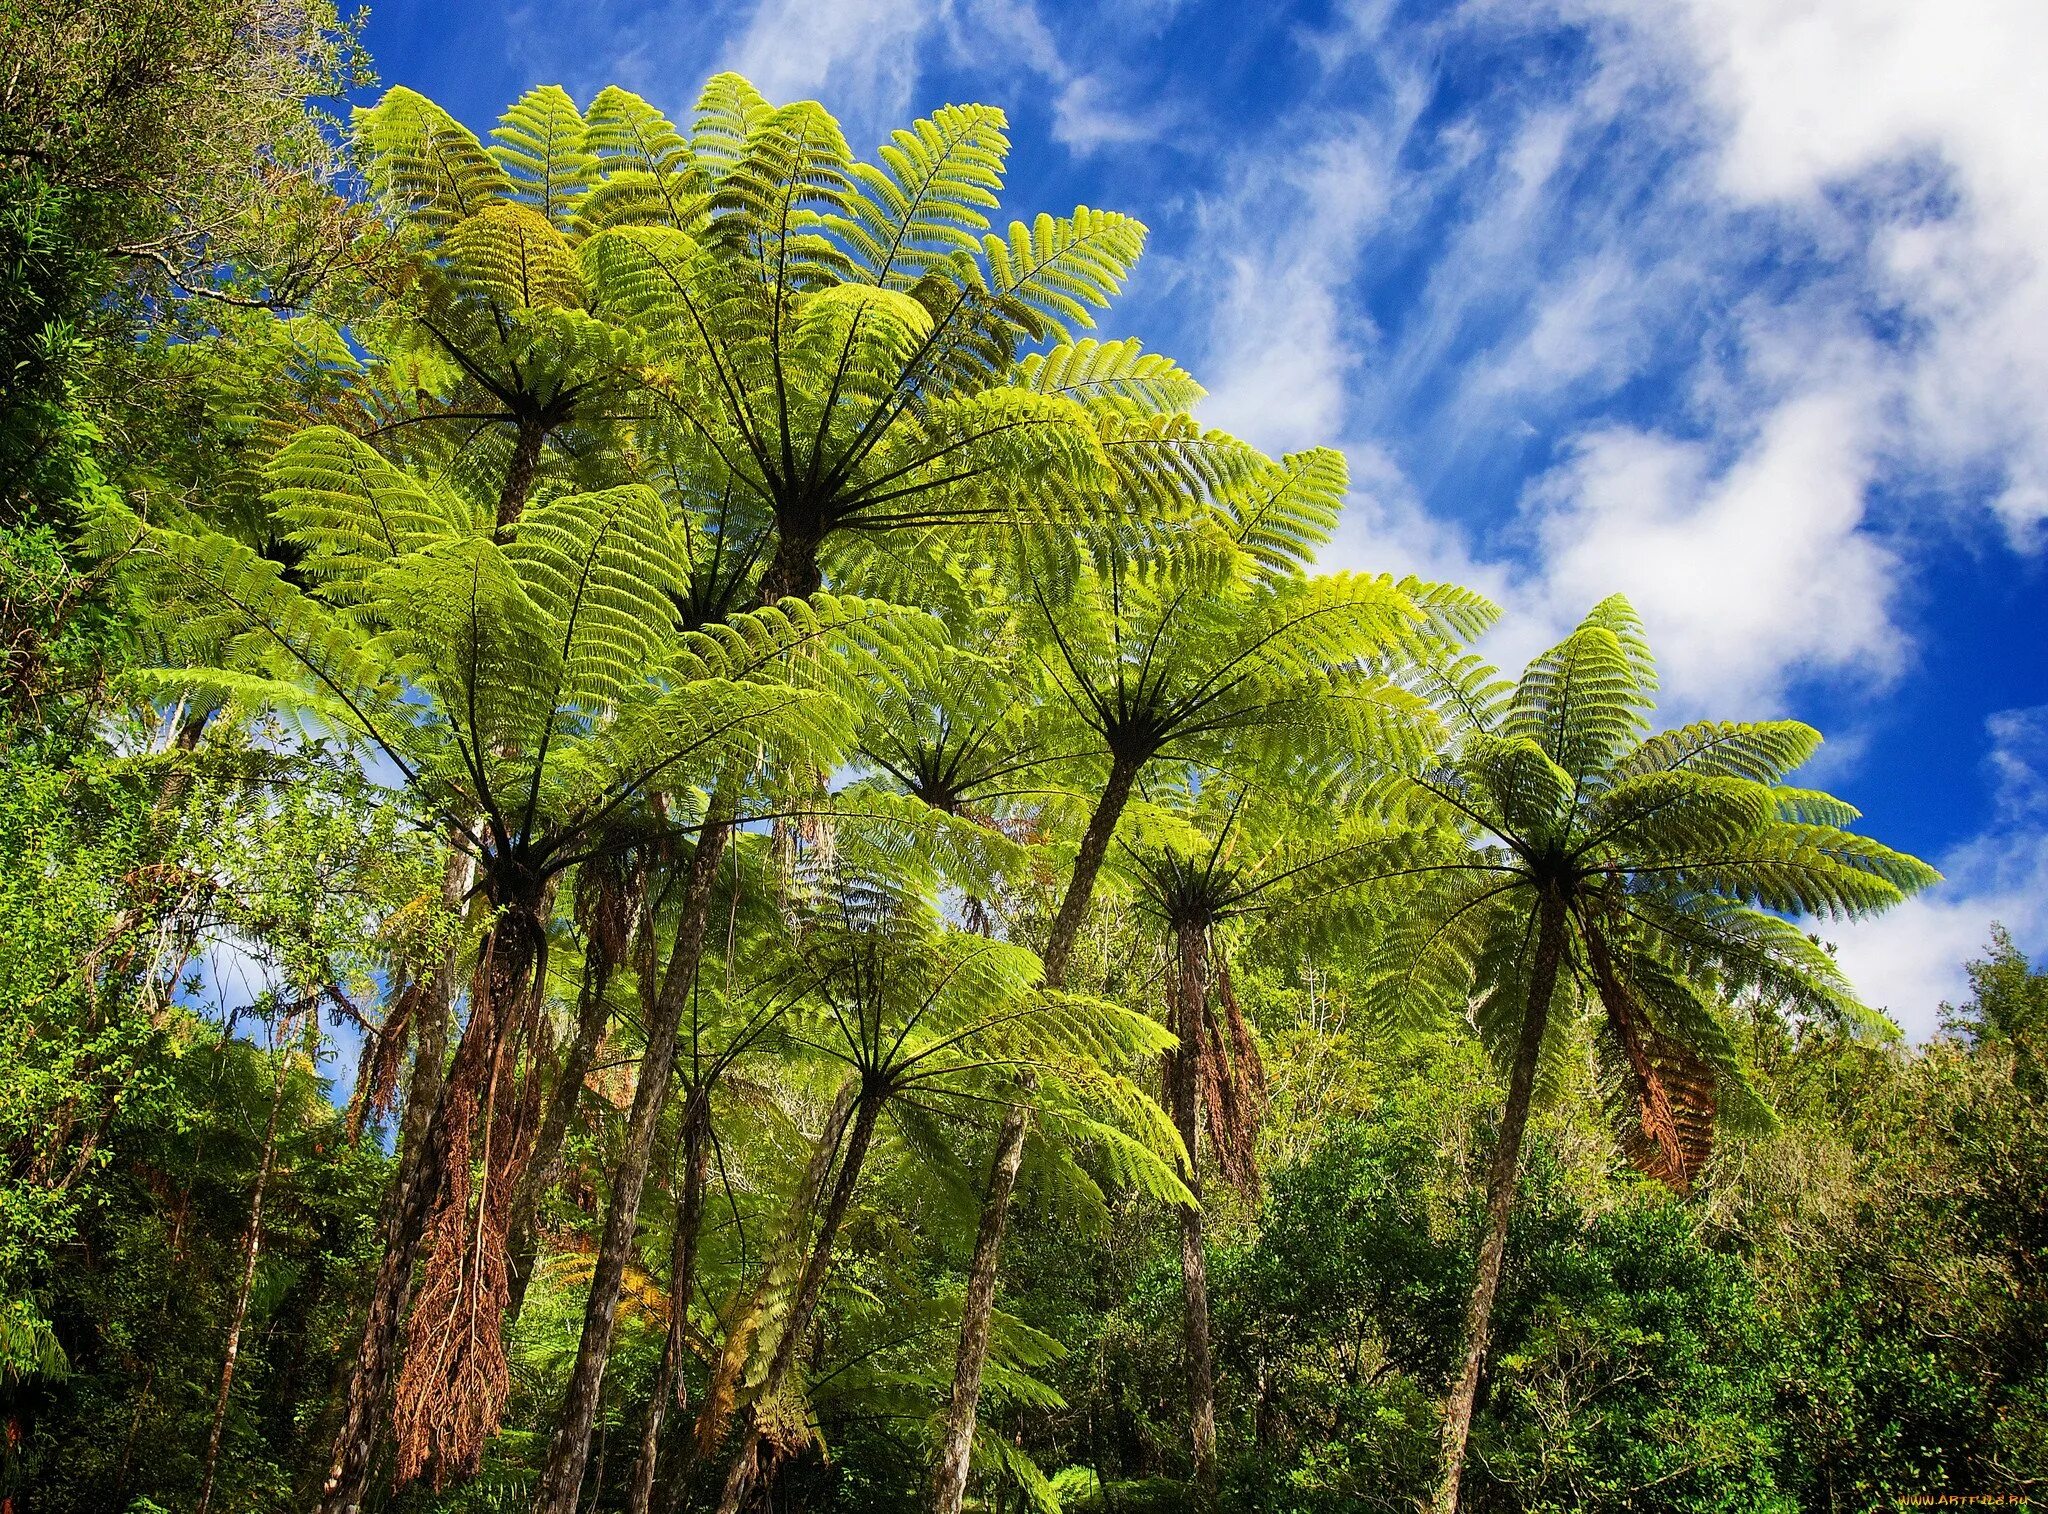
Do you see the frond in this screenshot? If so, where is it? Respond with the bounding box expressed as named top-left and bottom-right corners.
top-left (711, 100), bottom-right (855, 288)
top-left (355, 86), bottom-right (513, 233)
top-left (670, 593), bottom-right (944, 701)
top-left (980, 207), bottom-right (1146, 344)
top-left (267, 426), bottom-right (484, 603)
top-left (1635, 823), bottom-right (1941, 918)
top-left (1507, 603), bottom-right (1655, 788)
top-left (691, 72), bottom-right (773, 182)
top-left (1220, 447), bottom-right (1347, 575)
top-left (1611, 718), bottom-right (1822, 785)
top-left (503, 484), bottom-right (683, 713)
top-left (1356, 864), bottom-right (1530, 1042)
top-left (1016, 337), bottom-right (1203, 416)
top-left (1580, 771), bottom-right (1778, 860)
top-left (370, 537), bottom-right (561, 759)
top-left (1455, 734), bottom-right (1574, 844)
top-left (822, 784), bottom-right (1032, 898)
top-left (444, 202), bottom-right (586, 312)
top-left (833, 104), bottom-right (1008, 287)
top-left (489, 85), bottom-right (593, 231)
top-left (577, 86), bottom-right (705, 238)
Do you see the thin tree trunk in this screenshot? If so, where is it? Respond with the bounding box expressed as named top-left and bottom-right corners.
top-left (195, 1031), bottom-right (289, 1514)
top-left (1433, 891), bottom-right (1566, 1514)
top-left (929, 1103), bottom-right (1029, 1514)
top-left (533, 819), bottom-right (732, 1514)
top-left (1040, 754), bottom-right (1139, 986)
top-left (624, 1099), bottom-right (712, 1514)
top-left (314, 845), bottom-right (470, 1514)
top-left (929, 756), bottom-right (1120, 1512)
top-left (504, 939), bottom-right (619, 1324)
top-left (714, 1093), bottom-right (884, 1514)
top-left (1170, 925), bottom-right (1216, 1503)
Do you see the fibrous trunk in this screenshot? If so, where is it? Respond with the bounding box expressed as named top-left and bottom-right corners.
top-left (314, 845), bottom-right (471, 1514)
top-left (625, 1099), bottom-right (713, 1514)
top-left (1170, 924), bottom-right (1216, 1502)
top-left (929, 1103), bottom-right (1030, 1514)
top-left (1040, 754), bottom-right (1140, 987)
top-left (532, 818), bottom-right (732, 1514)
top-left (387, 900), bottom-right (550, 1490)
top-left (504, 917), bottom-right (632, 1324)
top-left (1432, 891), bottom-right (1566, 1514)
top-left (929, 757), bottom-right (1127, 1510)
top-left (694, 1081), bottom-right (857, 1461)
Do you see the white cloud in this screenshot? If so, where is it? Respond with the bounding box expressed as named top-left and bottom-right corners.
top-left (1523, 385), bottom-right (1905, 714)
top-left (1049, 73), bottom-right (1173, 154)
top-left (725, 0), bottom-right (940, 133)
top-left (1196, 117), bottom-right (1411, 453)
top-left (1588, 0), bottom-right (2048, 540)
top-left (1828, 703), bottom-right (2048, 1038)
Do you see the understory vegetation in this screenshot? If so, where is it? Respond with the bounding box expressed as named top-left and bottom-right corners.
top-left (2, 7), bottom-right (2041, 1512)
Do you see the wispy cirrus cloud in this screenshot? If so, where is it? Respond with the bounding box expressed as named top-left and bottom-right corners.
top-left (1829, 704), bottom-right (2048, 1037)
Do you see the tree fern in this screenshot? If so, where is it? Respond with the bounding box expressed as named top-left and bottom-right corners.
top-left (1352, 596), bottom-right (1937, 1513)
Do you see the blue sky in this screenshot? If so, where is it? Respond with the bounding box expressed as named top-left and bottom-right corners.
top-left (356, 0), bottom-right (2048, 1035)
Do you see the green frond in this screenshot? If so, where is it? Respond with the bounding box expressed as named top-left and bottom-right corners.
top-left (489, 85), bottom-right (593, 232)
top-left (670, 593), bottom-right (944, 700)
top-left (691, 72), bottom-right (774, 182)
top-left (711, 101), bottom-right (855, 288)
top-left (1399, 576), bottom-right (1502, 646)
top-left (118, 516), bottom-right (431, 773)
top-left (980, 207), bottom-right (1146, 343)
top-left (1770, 786), bottom-right (1863, 828)
top-left (1016, 335), bottom-right (1203, 417)
top-left (267, 426), bottom-right (484, 603)
top-left (355, 85), bottom-right (513, 233)
top-left (1580, 771), bottom-right (1779, 860)
top-left (444, 202), bottom-right (587, 313)
top-left (973, 1432), bottom-right (1061, 1514)
top-left (1636, 824), bottom-right (1941, 919)
top-left (833, 103), bottom-right (1008, 287)
top-left (1095, 412), bottom-right (1260, 522)
top-left (1411, 650), bottom-right (1513, 739)
top-left (822, 784), bottom-right (1032, 899)
top-left (1507, 608), bottom-right (1655, 786)
top-left (577, 87), bottom-right (706, 238)
top-left (1611, 718), bottom-right (1822, 784)
top-left (1454, 734), bottom-right (1574, 843)
top-left (369, 537), bottom-right (561, 758)
top-left (1222, 447), bottom-right (1347, 574)
top-left (503, 484), bottom-right (683, 713)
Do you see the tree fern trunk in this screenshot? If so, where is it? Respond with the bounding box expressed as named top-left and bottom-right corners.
top-left (504, 937), bottom-right (619, 1326)
top-left (314, 844), bottom-right (471, 1514)
top-left (624, 1095), bottom-right (712, 1514)
top-left (533, 818), bottom-right (731, 1514)
top-left (930, 1102), bottom-right (1030, 1514)
top-left (496, 415), bottom-right (546, 534)
top-left (1433, 891), bottom-right (1565, 1514)
top-left (693, 1081), bottom-right (857, 1463)
top-left (931, 754), bottom-right (1128, 1510)
top-left (1170, 923), bottom-right (1217, 1503)
top-left (1041, 753), bottom-right (1140, 986)
top-left (195, 1029), bottom-right (287, 1514)
top-left (759, 520), bottom-right (826, 603)
top-left (715, 1092), bottom-right (884, 1514)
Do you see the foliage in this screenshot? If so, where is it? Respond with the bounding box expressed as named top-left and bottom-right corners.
top-left (0, 38), bottom-right (2035, 1514)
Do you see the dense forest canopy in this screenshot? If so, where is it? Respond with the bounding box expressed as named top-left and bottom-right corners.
top-left (1, 5), bottom-right (2042, 1512)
